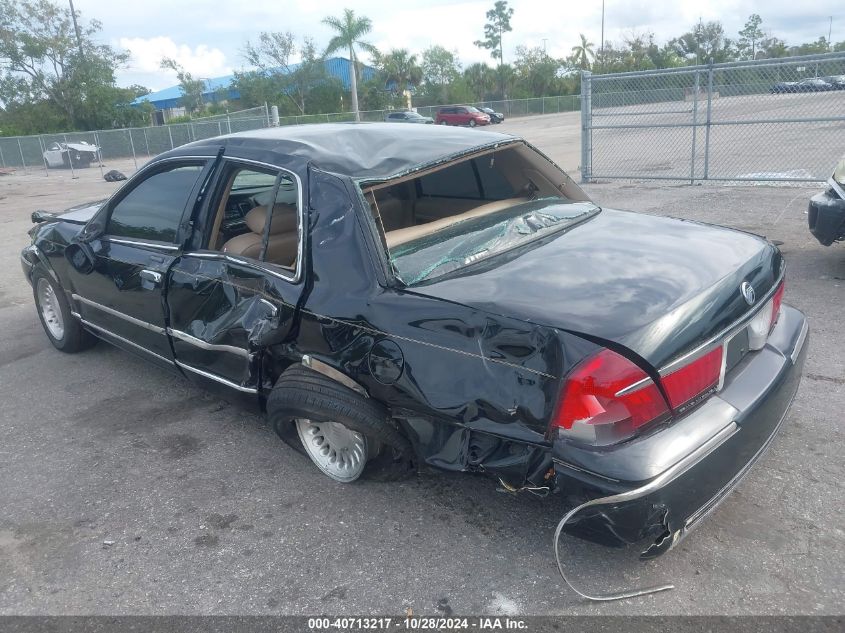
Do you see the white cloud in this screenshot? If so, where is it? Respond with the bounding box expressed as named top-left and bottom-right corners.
top-left (70, 0), bottom-right (840, 89)
top-left (118, 36), bottom-right (231, 89)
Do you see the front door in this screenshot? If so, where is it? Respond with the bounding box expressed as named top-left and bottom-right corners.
top-left (69, 160), bottom-right (211, 367)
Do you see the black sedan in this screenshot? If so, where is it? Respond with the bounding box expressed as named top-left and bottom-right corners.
top-left (479, 106), bottom-right (505, 123)
top-left (21, 124), bottom-right (807, 599)
top-left (822, 74), bottom-right (845, 90)
top-left (770, 77), bottom-right (834, 93)
top-left (808, 154), bottom-right (845, 246)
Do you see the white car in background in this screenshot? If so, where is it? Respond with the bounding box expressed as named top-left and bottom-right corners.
top-left (42, 141), bottom-right (100, 168)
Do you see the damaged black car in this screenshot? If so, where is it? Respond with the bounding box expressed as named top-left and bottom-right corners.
top-left (22, 123), bottom-right (808, 595)
top-left (808, 154), bottom-right (845, 246)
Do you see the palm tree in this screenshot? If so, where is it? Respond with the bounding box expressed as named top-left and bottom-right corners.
top-left (571, 34), bottom-right (595, 70)
top-left (380, 49), bottom-right (423, 108)
top-left (463, 62), bottom-right (496, 100)
top-left (322, 8), bottom-right (378, 121)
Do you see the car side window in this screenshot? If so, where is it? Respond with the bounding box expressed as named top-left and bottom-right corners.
top-left (206, 162), bottom-right (300, 272)
top-left (107, 164), bottom-right (204, 243)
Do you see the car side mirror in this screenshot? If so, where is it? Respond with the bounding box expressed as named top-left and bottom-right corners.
top-left (65, 242), bottom-right (96, 275)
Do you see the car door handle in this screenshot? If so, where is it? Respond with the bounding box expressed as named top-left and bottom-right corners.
top-left (139, 269), bottom-right (162, 285)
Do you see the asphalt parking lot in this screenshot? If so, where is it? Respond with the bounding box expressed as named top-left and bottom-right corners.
top-left (0, 114), bottom-right (843, 615)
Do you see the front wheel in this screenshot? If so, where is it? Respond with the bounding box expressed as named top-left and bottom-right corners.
top-left (469, 119), bottom-right (477, 127)
top-left (32, 268), bottom-right (96, 353)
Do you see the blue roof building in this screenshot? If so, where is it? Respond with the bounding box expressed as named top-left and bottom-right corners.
top-left (133, 57), bottom-right (376, 110)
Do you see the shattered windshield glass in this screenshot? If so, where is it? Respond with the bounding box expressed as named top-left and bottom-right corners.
top-left (390, 198), bottom-right (599, 285)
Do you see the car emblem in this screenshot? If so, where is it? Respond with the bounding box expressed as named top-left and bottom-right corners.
top-left (740, 282), bottom-right (756, 305)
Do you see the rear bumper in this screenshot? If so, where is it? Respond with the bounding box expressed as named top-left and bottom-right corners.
top-left (551, 304), bottom-right (808, 554)
top-left (808, 189), bottom-right (845, 246)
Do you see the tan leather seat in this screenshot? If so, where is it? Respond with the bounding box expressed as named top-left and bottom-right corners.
top-left (385, 197), bottom-right (528, 248)
top-left (222, 203), bottom-right (297, 266)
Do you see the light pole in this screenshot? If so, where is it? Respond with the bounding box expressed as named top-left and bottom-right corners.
top-left (600, 0), bottom-right (605, 70)
top-left (829, 16), bottom-right (833, 51)
top-left (67, 0), bottom-right (85, 59)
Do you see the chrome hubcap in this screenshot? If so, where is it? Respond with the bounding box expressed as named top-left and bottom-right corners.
top-left (37, 278), bottom-right (64, 340)
top-left (296, 418), bottom-right (367, 482)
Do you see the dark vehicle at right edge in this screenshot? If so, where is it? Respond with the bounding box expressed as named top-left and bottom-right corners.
top-left (808, 154), bottom-right (845, 245)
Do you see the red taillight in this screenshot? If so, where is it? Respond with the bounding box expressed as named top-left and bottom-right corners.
top-left (660, 346), bottom-right (723, 410)
top-left (551, 349), bottom-right (669, 446)
top-left (770, 279), bottom-right (785, 331)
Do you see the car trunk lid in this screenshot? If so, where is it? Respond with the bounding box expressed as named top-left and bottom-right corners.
top-left (408, 208), bottom-right (783, 370)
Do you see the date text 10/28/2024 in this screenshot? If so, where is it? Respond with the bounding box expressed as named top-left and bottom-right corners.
top-left (308, 617), bottom-right (528, 630)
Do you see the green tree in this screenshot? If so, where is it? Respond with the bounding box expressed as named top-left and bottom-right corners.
top-left (513, 46), bottom-right (562, 96)
top-left (244, 33), bottom-right (330, 115)
top-left (790, 37), bottom-right (830, 55)
top-left (421, 46), bottom-right (461, 103)
top-left (322, 8), bottom-right (378, 121)
top-left (378, 49), bottom-right (423, 107)
top-left (570, 34), bottom-right (595, 70)
top-left (758, 36), bottom-right (788, 59)
top-left (230, 70), bottom-right (286, 110)
top-left (738, 14), bottom-right (764, 60)
top-left (670, 21), bottom-right (735, 64)
top-left (0, 0), bottom-right (138, 132)
top-left (473, 0), bottom-right (514, 97)
top-left (463, 62), bottom-right (497, 101)
top-left (159, 58), bottom-right (206, 114)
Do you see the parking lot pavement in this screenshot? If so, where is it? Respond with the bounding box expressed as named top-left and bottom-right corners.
top-left (0, 132), bottom-right (843, 616)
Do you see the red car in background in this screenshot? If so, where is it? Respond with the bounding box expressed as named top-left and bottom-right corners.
top-left (434, 105), bottom-right (491, 127)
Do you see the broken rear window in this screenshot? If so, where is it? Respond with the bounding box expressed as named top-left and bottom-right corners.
top-left (364, 142), bottom-right (597, 285)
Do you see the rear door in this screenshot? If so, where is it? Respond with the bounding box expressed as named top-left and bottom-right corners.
top-left (164, 159), bottom-right (305, 394)
top-left (68, 159), bottom-right (212, 367)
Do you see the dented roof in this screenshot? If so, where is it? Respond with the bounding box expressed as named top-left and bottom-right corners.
top-left (182, 122), bottom-right (519, 181)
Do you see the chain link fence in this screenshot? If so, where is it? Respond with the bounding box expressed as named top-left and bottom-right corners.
top-left (266, 95), bottom-right (580, 125)
top-left (0, 96), bottom-right (581, 177)
top-left (0, 106), bottom-right (270, 177)
top-left (581, 52), bottom-right (845, 183)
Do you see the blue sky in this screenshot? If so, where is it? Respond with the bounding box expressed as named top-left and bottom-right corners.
top-left (71, 0), bottom-right (840, 90)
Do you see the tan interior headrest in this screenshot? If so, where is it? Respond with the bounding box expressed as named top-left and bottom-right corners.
top-left (245, 203), bottom-right (297, 235)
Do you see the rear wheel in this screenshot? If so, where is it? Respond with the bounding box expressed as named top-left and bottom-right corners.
top-left (439, 120), bottom-right (448, 125)
top-left (32, 268), bottom-right (96, 353)
top-left (268, 365), bottom-right (415, 482)
top-left (295, 418), bottom-right (369, 482)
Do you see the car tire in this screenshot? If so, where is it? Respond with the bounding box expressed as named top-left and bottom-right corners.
top-left (268, 365), bottom-right (415, 482)
top-left (439, 120), bottom-right (448, 125)
top-left (469, 119), bottom-right (477, 127)
top-left (32, 267), bottom-right (96, 353)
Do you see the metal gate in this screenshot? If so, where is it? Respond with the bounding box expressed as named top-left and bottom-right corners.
top-left (580, 52), bottom-right (845, 183)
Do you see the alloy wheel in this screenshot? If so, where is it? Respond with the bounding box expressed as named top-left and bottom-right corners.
top-left (295, 418), bottom-right (368, 482)
top-left (37, 278), bottom-right (65, 340)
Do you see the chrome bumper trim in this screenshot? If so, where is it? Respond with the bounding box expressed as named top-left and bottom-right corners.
top-left (790, 318), bottom-right (809, 365)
